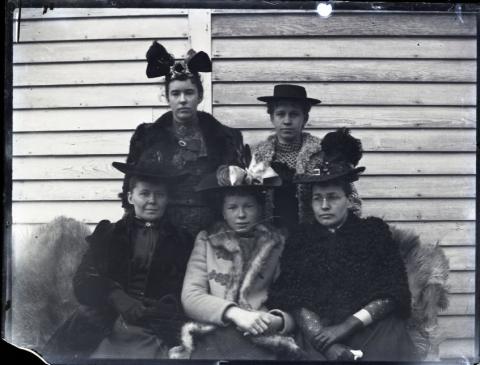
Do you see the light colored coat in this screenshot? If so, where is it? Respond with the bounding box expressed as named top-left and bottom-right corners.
top-left (182, 221), bottom-right (285, 324)
top-left (170, 221), bottom-right (301, 359)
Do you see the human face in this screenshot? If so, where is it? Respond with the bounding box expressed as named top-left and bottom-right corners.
top-left (128, 180), bottom-right (168, 222)
top-left (270, 101), bottom-right (307, 144)
top-left (223, 193), bottom-right (262, 234)
top-left (311, 184), bottom-right (351, 228)
top-left (167, 78), bottom-right (203, 124)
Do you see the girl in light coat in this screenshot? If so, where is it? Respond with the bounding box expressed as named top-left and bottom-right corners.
top-left (169, 163), bottom-right (303, 360)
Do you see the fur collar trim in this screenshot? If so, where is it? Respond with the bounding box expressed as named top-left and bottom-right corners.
top-left (206, 222), bottom-right (285, 306)
top-left (252, 132), bottom-right (323, 224)
top-left (252, 132), bottom-right (322, 174)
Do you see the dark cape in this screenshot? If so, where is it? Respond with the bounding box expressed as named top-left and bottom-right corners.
top-left (120, 111), bottom-right (245, 235)
top-left (267, 214), bottom-right (411, 325)
top-left (42, 215), bottom-right (193, 360)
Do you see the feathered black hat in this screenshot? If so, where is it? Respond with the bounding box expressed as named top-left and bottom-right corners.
top-left (294, 128), bottom-right (365, 184)
top-left (146, 41), bottom-right (212, 79)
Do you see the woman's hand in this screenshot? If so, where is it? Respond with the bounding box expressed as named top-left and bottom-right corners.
top-left (223, 306), bottom-right (272, 336)
top-left (312, 317), bottom-right (363, 351)
top-left (109, 289), bottom-right (147, 324)
top-left (324, 344), bottom-right (357, 361)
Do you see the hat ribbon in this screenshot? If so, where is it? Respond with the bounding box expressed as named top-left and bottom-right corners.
top-left (228, 155), bottom-right (279, 186)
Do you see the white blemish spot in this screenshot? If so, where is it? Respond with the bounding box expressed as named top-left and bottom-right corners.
top-left (316, 3), bottom-right (333, 18)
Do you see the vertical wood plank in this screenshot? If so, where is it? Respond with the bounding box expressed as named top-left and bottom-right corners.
top-left (188, 9), bottom-right (212, 114)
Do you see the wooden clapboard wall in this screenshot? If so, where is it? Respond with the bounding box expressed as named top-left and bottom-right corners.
top-left (209, 10), bottom-right (477, 359)
top-left (11, 8), bottom-right (476, 358)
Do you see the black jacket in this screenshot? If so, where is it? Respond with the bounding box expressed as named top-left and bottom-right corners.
top-left (43, 216), bottom-right (193, 359)
top-left (121, 111), bottom-right (245, 208)
top-left (268, 214), bottom-right (412, 325)
top-left (74, 215), bottom-right (193, 308)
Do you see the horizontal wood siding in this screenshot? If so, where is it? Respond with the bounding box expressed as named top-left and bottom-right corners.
top-left (11, 8), bottom-right (476, 359)
top-left (12, 176), bottom-right (476, 200)
top-left (211, 11), bottom-right (476, 359)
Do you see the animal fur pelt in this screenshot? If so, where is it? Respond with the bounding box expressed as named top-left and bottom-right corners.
top-left (390, 226), bottom-right (450, 359)
top-left (11, 216), bottom-right (91, 351)
top-left (169, 322), bottom-right (305, 360)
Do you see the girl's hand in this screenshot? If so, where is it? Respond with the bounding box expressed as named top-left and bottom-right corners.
top-left (224, 307), bottom-right (272, 335)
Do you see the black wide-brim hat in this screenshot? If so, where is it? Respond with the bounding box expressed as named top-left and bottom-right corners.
top-left (112, 159), bottom-right (188, 183)
top-left (113, 162), bottom-right (187, 180)
top-left (257, 84), bottom-right (321, 105)
top-left (113, 146), bottom-right (188, 182)
top-left (294, 164), bottom-right (365, 184)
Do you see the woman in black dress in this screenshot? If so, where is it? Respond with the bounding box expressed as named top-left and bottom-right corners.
top-left (121, 42), bottom-right (245, 235)
top-left (267, 129), bottom-right (417, 361)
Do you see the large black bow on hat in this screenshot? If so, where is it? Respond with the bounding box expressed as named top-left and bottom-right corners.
top-left (146, 41), bottom-right (212, 79)
top-left (294, 128), bottom-right (365, 184)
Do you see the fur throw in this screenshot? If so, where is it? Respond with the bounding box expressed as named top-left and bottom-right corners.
top-left (391, 226), bottom-right (450, 358)
top-left (11, 217), bottom-right (91, 350)
top-left (170, 222), bottom-right (304, 359)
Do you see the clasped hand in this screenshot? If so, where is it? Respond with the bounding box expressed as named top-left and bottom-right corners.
top-left (224, 306), bottom-right (283, 336)
top-left (111, 290), bottom-right (179, 324)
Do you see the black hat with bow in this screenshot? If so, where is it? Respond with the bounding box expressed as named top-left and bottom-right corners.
top-left (194, 145), bottom-right (282, 192)
top-left (146, 41), bottom-right (212, 79)
top-left (294, 128), bottom-right (365, 184)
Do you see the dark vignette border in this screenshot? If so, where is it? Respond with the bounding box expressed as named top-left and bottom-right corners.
top-left (3, 0), bottom-right (14, 347)
top-left (2, 1), bottom-right (479, 365)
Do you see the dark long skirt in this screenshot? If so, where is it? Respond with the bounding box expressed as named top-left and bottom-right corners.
top-left (190, 326), bottom-right (277, 360)
top-left (91, 316), bottom-right (169, 359)
top-left (300, 315), bottom-right (418, 361)
top-left (42, 306), bottom-right (115, 361)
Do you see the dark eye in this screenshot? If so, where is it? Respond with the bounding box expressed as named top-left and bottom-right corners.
top-left (328, 195), bottom-right (341, 202)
